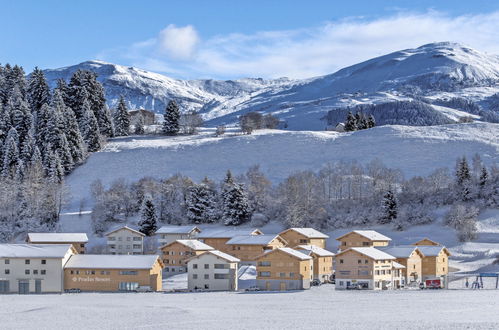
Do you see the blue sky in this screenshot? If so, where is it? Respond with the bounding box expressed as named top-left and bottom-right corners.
top-left (2, 0), bottom-right (499, 79)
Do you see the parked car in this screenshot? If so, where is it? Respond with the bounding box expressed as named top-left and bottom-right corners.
top-left (329, 274), bottom-right (335, 284)
top-left (136, 286), bottom-right (152, 292)
top-left (311, 279), bottom-right (322, 286)
top-left (245, 286), bottom-right (260, 292)
top-left (65, 288), bottom-right (81, 293)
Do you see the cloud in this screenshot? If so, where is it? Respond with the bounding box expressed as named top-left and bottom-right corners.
top-left (97, 11), bottom-right (499, 79)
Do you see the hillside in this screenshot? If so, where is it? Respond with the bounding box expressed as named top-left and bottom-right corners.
top-left (43, 42), bottom-right (499, 130)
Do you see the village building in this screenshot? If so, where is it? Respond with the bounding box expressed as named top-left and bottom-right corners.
top-left (225, 234), bottom-right (287, 263)
top-left (27, 233), bottom-right (88, 254)
top-left (296, 245), bottom-right (334, 282)
top-left (160, 240), bottom-right (214, 275)
top-left (0, 244), bottom-right (75, 294)
top-left (416, 245), bottom-right (451, 288)
top-left (197, 229), bottom-right (263, 253)
top-left (155, 225), bottom-right (201, 247)
top-left (63, 254), bottom-right (163, 292)
top-left (278, 228), bottom-right (329, 248)
top-left (336, 230), bottom-right (391, 251)
top-left (379, 246), bottom-right (424, 286)
top-left (255, 247), bottom-right (313, 291)
top-left (105, 225), bottom-right (145, 255)
top-left (334, 247), bottom-right (404, 290)
top-left (129, 109), bottom-right (156, 125)
top-left (413, 238), bottom-right (441, 246)
top-left (186, 250), bottom-right (240, 291)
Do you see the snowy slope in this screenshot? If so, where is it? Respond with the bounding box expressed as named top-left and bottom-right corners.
top-left (43, 42), bottom-right (499, 130)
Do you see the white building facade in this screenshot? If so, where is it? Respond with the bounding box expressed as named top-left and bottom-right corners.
top-left (105, 226), bottom-right (145, 255)
top-left (155, 225), bottom-right (201, 247)
top-left (0, 244), bottom-right (75, 294)
top-left (187, 250), bottom-right (239, 291)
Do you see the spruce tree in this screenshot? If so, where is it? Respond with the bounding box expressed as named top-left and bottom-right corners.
top-left (134, 115), bottom-right (145, 135)
top-left (186, 182), bottom-right (218, 224)
top-left (456, 156), bottom-right (472, 201)
top-left (222, 170), bottom-right (251, 226)
top-left (27, 67), bottom-right (50, 112)
top-left (2, 127), bottom-right (20, 178)
top-left (379, 190), bottom-right (397, 224)
top-left (138, 198), bottom-right (158, 236)
top-left (80, 99), bottom-right (101, 152)
top-left (344, 111), bottom-right (357, 131)
top-left (162, 100), bottom-right (180, 135)
top-left (367, 114), bottom-right (376, 128)
top-left (113, 96), bottom-right (130, 136)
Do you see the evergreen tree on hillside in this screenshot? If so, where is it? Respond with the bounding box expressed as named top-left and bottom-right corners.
top-left (6, 86), bottom-right (32, 145)
top-left (2, 127), bottom-right (20, 178)
top-left (344, 111), bottom-right (357, 131)
top-left (80, 99), bottom-right (101, 152)
top-left (186, 181), bottom-right (218, 224)
top-left (162, 100), bottom-right (180, 135)
top-left (379, 189), bottom-right (397, 224)
top-left (45, 147), bottom-right (64, 183)
top-left (367, 114), bottom-right (376, 128)
top-left (138, 197), bottom-right (158, 236)
top-left (55, 79), bottom-right (71, 107)
top-left (455, 156), bottom-right (472, 201)
top-left (19, 124), bottom-right (36, 163)
top-left (113, 96), bottom-right (130, 136)
top-left (222, 170), bottom-right (251, 226)
top-left (134, 115), bottom-right (145, 135)
top-left (27, 67), bottom-right (50, 112)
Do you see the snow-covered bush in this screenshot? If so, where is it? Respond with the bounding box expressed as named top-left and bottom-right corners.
top-left (444, 204), bottom-right (479, 242)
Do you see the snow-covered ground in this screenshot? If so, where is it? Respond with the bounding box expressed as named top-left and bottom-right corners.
top-left (2, 287), bottom-right (499, 329)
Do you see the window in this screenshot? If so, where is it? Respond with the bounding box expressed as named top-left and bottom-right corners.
top-left (193, 274), bottom-right (198, 279)
top-left (258, 261), bottom-right (271, 267)
top-left (259, 271), bottom-right (271, 277)
top-left (25, 269), bottom-right (30, 275)
top-left (341, 242), bottom-right (346, 246)
top-left (204, 274), bottom-right (209, 280)
top-left (126, 245), bottom-right (131, 249)
top-left (100, 271), bottom-right (110, 275)
top-left (413, 264), bottom-right (416, 269)
top-left (5, 259), bottom-right (9, 264)
top-left (164, 259), bottom-right (169, 264)
top-left (119, 282), bottom-right (139, 291)
top-left (5, 269), bottom-right (9, 274)
top-left (120, 271), bottom-right (138, 275)
top-left (364, 260), bottom-right (368, 264)
top-left (289, 272), bottom-right (295, 278)
top-left (362, 242), bottom-right (370, 246)
top-left (25, 260), bottom-right (30, 265)
top-left (109, 245), bottom-right (116, 249)
top-left (339, 259), bottom-right (344, 264)
top-left (381, 270), bottom-right (385, 275)
top-left (80, 244), bottom-right (85, 248)
top-left (375, 270), bottom-right (380, 275)
top-left (118, 237), bottom-right (122, 241)
top-left (193, 264), bottom-right (198, 269)
top-left (127, 237), bottom-right (131, 241)
top-left (133, 237), bottom-right (142, 241)
top-left (85, 270), bottom-right (95, 275)
top-left (204, 264), bottom-right (209, 269)
top-left (299, 239), bottom-right (308, 243)
top-left (214, 274), bottom-right (229, 279)
top-left (41, 260), bottom-right (46, 265)
top-left (108, 237), bottom-right (116, 241)
top-left (279, 272), bottom-right (285, 278)
top-left (358, 259), bottom-right (361, 264)
top-left (133, 245), bottom-right (141, 249)
top-left (443, 267), bottom-right (445, 272)
top-left (387, 270), bottom-right (391, 274)
top-left (33, 270), bottom-right (38, 275)
top-left (214, 264), bottom-right (228, 269)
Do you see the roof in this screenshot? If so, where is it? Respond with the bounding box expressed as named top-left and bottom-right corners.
top-left (226, 234), bottom-right (282, 245)
top-left (276, 248), bottom-right (312, 260)
top-left (155, 225), bottom-right (200, 235)
top-left (64, 254), bottom-right (160, 269)
top-left (337, 247), bottom-right (396, 260)
top-left (413, 238), bottom-right (441, 246)
top-left (197, 228), bottom-right (263, 239)
top-left (161, 239), bottom-right (214, 251)
top-left (104, 225), bottom-right (145, 237)
top-left (392, 261), bottom-right (406, 269)
top-left (336, 230), bottom-right (392, 241)
top-left (27, 233), bottom-right (89, 243)
top-left (188, 250), bottom-right (240, 263)
top-left (0, 244), bottom-right (73, 258)
top-left (281, 228), bottom-right (329, 239)
top-left (296, 245), bottom-right (335, 257)
top-left (378, 246), bottom-right (422, 258)
top-left (417, 246), bottom-right (451, 257)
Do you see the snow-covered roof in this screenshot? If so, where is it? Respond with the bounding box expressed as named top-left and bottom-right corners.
top-left (392, 261), bottom-right (406, 269)
top-left (104, 225), bottom-right (145, 237)
top-left (0, 244), bottom-right (73, 258)
top-left (261, 247), bottom-right (312, 261)
top-left (296, 245), bottom-right (335, 257)
top-left (336, 230), bottom-right (392, 241)
top-left (174, 240), bottom-right (214, 251)
top-left (155, 225), bottom-right (200, 235)
top-left (417, 246), bottom-right (450, 257)
top-left (338, 247), bottom-right (396, 260)
top-left (226, 234), bottom-right (281, 245)
top-left (413, 238), bottom-right (441, 246)
top-left (197, 228), bottom-right (263, 239)
top-left (28, 233), bottom-right (88, 243)
top-left (64, 254), bottom-right (160, 269)
top-left (188, 250), bottom-right (240, 263)
top-left (378, 246), bottom-right (421, 258)
top-left (281, 228), bottom-right (329, 239)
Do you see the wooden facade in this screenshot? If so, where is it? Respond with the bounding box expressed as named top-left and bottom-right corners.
top-left (278, 228), bottom-right (328, 248)
top-left (225, 235), bottom-right (287, 261)
top-left (336, 231), bottom-right (391, 251)
top-left (160, 240), bottom-right (213, 274)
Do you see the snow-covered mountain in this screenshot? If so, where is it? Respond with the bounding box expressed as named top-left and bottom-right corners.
top-left (44, 42), bottom-right (499, 130)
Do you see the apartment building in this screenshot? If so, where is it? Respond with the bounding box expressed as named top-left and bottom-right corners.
top-left (187, 250), bottom-right (239, 291)
top-left (255, 247), bottom-right (313, 291)
top-left (296, 245), bottom-right (334, 282)
top-left (27, 233), bottom-right (88, 254)
top-left (64, 254), bottom-right (163, 292)
top-left (416, 245), bottom-right (451, 287)
top-left (379, 246), bottom-right (424, 286)
top-left (105, 225), bottom-right (145, 255)
top-left (197, 229), bottom-right (263, 253)
top-left (0, 244), bottom-right (75, 294)
top-left (279, 228), bottom-right (329, 248)
top-left (225, 234), bottom-right (287, 262)
top-left (334, 247), bottom-right (404, 290)
top-left (336, 230), bottom-right (391, 251)
top-left (160, 240), bottom-right (214, 275)
top-left (155, 225), bottom-right (201, 247)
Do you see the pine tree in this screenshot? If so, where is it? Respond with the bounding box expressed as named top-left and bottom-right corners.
top-left (134, 115), bottom-right (145, 135)
top-left (455, 156), bottom-right (472, 201)
top-left (162, 100), bottom-right (180, 135)
top-left (113, 96), bottom-right (130, 136)
top-left (186, 182), bottom-right (218, 224)
top-left (2, 127), bottom-right (20, 178)
top-left (80, 99), bottom-right (101, 152)
top-left (379, 189), bottom-right (397, 224)
top-left (27, 67), bottom-right (50, 112)
top-left (45, 147), bottom-right (64, 183)
top-left (19, 123), bottom-right (36, 163)
top-left (222, 170), bottom-right (251, 226)
top-left (138, 198), bottom-right (158, 236)
top-left (367, 114), bottom-right (376, 128)
top-left (344, 111), bottom-right (357, 131)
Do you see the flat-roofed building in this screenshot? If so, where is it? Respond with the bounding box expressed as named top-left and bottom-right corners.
top-left (279, 228), bottom-right (329, 248)
top-left (197, 229), bottom-right (263, 253)
top-left (27, 233), bottom-right (88, 254)
top-left (0, 244), bottom-right (75, 294)
top-left (255, 247), bottom-right (313, 291)
top-left (379, 246), bottom-right (424, 286)
top-left (64, 254), bottom-right (163, 292)
top-left (413, 238), bottom-right (441, 246)
top-left (296, 245), bottom-right (334, 282)
top-left (187, 250), bottom-right (239, 291)
top-left (160, 240), bottom-right (214, 275)
top-left (336, 230), bottom-right (391, 251)
top-left (155, 225), bottom-right (201, 247)
top-left (334, 247), bottom-right (404, 290)
top-left (225, 234), bottom-right (287, 262)
top-left (105, 225), bottom-right (145, 255)
top-left (416, 245), bottom-right (451, 287)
